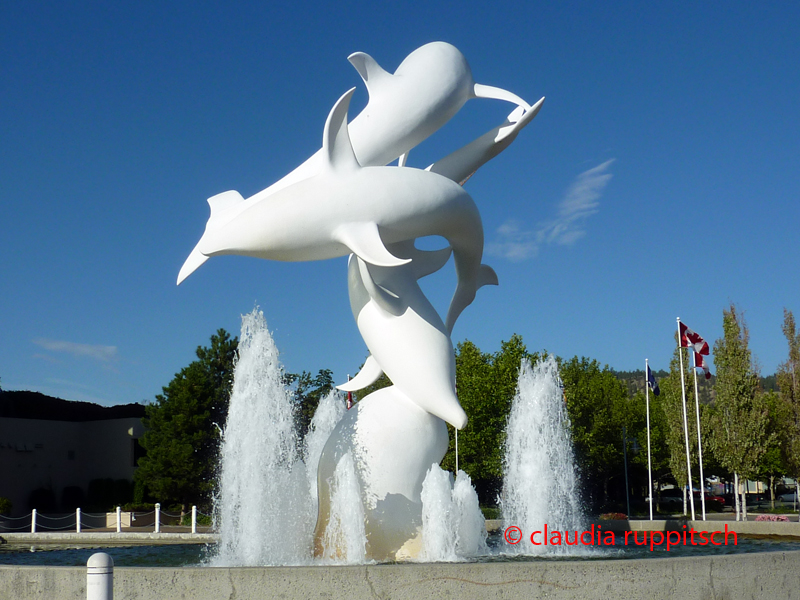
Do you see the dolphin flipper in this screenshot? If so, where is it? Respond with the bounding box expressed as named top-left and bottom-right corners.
top-left (383, 240), bottom-right (452, 280)
top-left (411, 246), bottom-right (452, 279)
top-left (333, 222), bottom-right (410, 267)
top-left (478, 263), bottom-right (499, 288)
top-left (337, 355), bottom-right (384, 392)
top-left (356, 258), bottom-right (406, 316)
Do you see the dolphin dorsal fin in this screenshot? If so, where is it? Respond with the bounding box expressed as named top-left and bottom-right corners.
top-left (347, 52), bottom-right (390, 95)
top-left (322, 88), bottom-right (360, 173)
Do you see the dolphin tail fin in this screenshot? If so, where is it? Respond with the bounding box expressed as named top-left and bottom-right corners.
top-left (495, 97), bottom-right (545, 145)
top-left (473, 83), bottom-right (532, 111)
top-left (347, 52), bottom-right (391, 95)
top-left (176, 190), bottom-right (245, 284)
top-left (336, 355), bottom-right (384, 392)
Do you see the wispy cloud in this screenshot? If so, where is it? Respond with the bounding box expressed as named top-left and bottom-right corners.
top-left (33, 339), bottom-right (118, 363)
top-left (486, 220), bottom-right (541, 261)
top-left (488, 159), bottom-right (615, 261)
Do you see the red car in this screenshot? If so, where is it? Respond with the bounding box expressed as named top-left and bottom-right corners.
top-left (693, 491), bottom-right (725, 506)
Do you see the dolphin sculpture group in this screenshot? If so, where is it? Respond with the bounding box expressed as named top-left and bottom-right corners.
top-left (178, 41), bottom-right (543, 561)
top-left (181, 88), bottom-right (497, 336)
top-left (178, 41), bottom-right (539, 282)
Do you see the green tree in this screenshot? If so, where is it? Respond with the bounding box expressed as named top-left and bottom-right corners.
top-left (626, 387), bottom-right (672, 513)
top-left (289, 368), bottom-right (335, 439)
top-left (559, 356), bottom-right (630, 512)
top-left (757, 391), bottom-right (790, 508)
top-left (777, 309), bottom-right (800, 481)
top-left (657, 343), bottom-right (698, 514)
top-left (442, 335), bottom-right (536, 505)
top-left (136, 329), bottom-right (237, 511)
top-left (706, 305), bottom-right (769, 520)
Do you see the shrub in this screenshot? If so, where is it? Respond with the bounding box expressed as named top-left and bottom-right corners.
top-left (599, 512), bottom-right (628, 520)
top-left (121, 502), bottom-right (156, 512)
top-left (181, 513), bottom-right (212, 527)
top-left (0, 497), bottom-right (12, 515)
top-left (481, 507), bottom-right (501, 520)
top-left (755, 514), bottom-right (790, 522)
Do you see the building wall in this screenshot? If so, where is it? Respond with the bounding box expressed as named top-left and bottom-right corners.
top-left (0, 417), bottom-right (144, 517)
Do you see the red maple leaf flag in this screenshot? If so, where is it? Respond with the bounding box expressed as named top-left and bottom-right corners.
top-left (695, 352), bottom-right (712, 380)
top-left (680, 322), bottom-right (710, 355)
top-left (346, 374), bottom-right (354, 410)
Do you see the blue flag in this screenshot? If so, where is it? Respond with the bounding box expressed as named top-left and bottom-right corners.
top-left (646, 364), bottom-right (660, 396)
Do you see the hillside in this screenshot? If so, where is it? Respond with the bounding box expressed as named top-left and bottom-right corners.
top-left (0, 390), bottom-right (145, 421)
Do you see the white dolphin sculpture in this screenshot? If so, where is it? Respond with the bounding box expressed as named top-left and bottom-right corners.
top-left (314, 384), bottom-right (449, 561)
top-left (340, 242), bottom-right (469, 429)
top-left (178, 42), bottom-right (532, 280)
top-left (427, 97), bottom-right (545, 185)
top-left (179, 88), bottom-right (496, 333)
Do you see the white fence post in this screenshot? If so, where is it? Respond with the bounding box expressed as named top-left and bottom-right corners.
top-left (87, 552), bottom-right (113, 600)
top-left (31, 509), bottom-right (37, 533)
top-left (76, 508), bottom-right (82, 533)
top-left (116, 506), bottom-right (122, 533)
top-left (191, 505), bottom-right (197, 534)
top-left (154, 503), bottom-right (160, 533)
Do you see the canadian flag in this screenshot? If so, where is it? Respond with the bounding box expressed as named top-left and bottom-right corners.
top-left (695, 352), bottom-right (712, 380)
top-left (346, 375), bottom-right (354, 410)
top-left (680, 321), bottom-right (710, 355)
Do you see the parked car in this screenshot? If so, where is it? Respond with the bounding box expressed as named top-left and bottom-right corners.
top-left (658, 489), bottom-right (684, 507)
top-left (693, 491), bottom-right (725, 506)
top-left (745, 493), bottom-right (769, 507)
top-left (778, 491), bottom-right (798, 503)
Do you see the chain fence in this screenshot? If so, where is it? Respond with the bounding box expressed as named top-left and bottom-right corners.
top-left (0, 505), bottom-right (214, 534)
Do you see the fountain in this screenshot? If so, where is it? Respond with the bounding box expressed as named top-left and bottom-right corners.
top-left (2, 40), bottom-right (800, 600)
top-left (177, 40), bottom-right (545, 562)
top-left (210, 308), bottom-right (581, 565)
top-left (501, 356), bottom-right (585, 555)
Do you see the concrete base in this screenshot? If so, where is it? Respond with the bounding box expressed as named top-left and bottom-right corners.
top-left (2, 551), bottom-right (800, 600)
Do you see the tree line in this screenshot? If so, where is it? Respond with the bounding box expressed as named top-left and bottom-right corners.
top-left (134, 306), bottom-right (800, 516)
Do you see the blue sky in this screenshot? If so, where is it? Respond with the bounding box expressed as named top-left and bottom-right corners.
top-left (2, 2), bottom-right (798, 406)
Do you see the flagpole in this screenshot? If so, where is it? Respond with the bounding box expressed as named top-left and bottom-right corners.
top-left (622, 426), bottom-right (630, 518)
top-left (646, 358), bottom-right (654, 521)
top-left (677, 317), bottom-right (696, 521)
top-left (692, 352), bottom-right (707, 521)
top-left (455, 428), bottom-right (459, 474)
